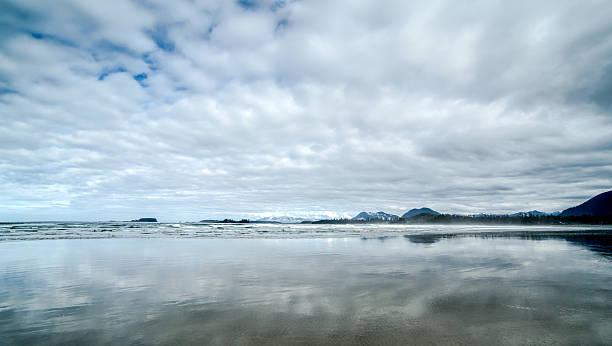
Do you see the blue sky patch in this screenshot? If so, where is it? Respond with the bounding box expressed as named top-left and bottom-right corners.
top-left (133, 73), bottom-right (148, 86)
top-left (275, 18), bottom-right (288, 32)
top-left (237, 0), bottom-right (258, 10)
top-left (0, 87), bottom-right (18, 95)
top-left (148, 25), bottom-right (175, 52)
top-left (270, 1), bottom-right (286, 12)
top-left (98, 67), bottom-right (127, 80)
top-left (142, 53), bottom-right (159, 71)
top-left (202, 23), bottom-right (217, 40)
top-left (93, 40), bottom-right (139, 60)
top-left (29, 31), bottom-right (77, 47)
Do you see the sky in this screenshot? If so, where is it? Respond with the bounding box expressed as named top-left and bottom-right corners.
top-left (1, 0), bottom-right (612, 221)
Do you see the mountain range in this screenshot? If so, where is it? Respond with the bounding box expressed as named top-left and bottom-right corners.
top-left (349, 190), bottom-right (611, 221)
top-left (196, 189), bottom-right (612, 224)
top-left (352, 211), bottom-right (400, 221)
top-left (471, 210), bottom-right (560, 217)
top-left (352, 208), bottom-right (440, 221)
top-left (350, 207), bottom-right (561, 221)
top-left (255, 216), bottom-right (318, 223)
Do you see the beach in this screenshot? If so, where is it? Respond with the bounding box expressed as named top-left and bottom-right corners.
top-left (1, 226), bottom-right (611, 345)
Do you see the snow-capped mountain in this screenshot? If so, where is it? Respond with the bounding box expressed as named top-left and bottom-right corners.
top-left (509, 210), bottom-right (547, 217)
top-left (256, 216), bottom-right (318, 223)
top-left (352, 211), bottom-right (399, 221)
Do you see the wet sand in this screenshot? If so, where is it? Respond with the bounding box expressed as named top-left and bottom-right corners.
top-left (1, 232), bottom-right (611, 345)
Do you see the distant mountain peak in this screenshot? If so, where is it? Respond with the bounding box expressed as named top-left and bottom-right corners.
top-left (401, 208), bottom-right (440, 218)
top-left (255, 216), bottom-right (316, 223)
top-left (352, 211), bottom-right (399, 221)
top-left (560, 190), bottom-right (612, 217)
top-left (509, 210), bottom-right (546, 217)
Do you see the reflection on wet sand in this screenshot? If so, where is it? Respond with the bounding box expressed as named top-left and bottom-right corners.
top-left (1, 233), bottom-right (611, 345)
top-left (403, 229), bottom-right (612, 257)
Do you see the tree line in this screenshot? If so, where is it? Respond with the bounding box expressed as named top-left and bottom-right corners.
top-left (307, 214), bottom-right (612, 225)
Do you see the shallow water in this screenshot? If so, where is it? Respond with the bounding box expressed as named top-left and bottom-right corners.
top-left (1, 221), bottom-right (611, 240)
top-left (1, 229), bottom-right (611, 345)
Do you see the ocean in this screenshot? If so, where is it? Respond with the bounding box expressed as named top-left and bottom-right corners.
top-left (1, 223), bottom-right (611, 345)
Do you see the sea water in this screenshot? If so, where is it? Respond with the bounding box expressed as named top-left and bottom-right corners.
top-left (0, 224), bottom-right (611, 345)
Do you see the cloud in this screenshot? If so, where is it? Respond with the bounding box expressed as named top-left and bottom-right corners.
top-left (1, 0), bottom-right (611, 221)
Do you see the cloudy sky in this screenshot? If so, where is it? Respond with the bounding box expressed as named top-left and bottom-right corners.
top-left (1, 0), bottom-right (611, 221)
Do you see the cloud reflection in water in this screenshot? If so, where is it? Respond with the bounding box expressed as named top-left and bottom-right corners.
top-left (0, 236), bottom-right (611, 345)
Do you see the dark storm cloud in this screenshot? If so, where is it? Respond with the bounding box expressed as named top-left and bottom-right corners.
top-left (1, 0), bottom-right (611, 221)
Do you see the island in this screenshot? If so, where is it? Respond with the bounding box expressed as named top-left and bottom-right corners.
top-left (130, 218), bottom-right (158, 222)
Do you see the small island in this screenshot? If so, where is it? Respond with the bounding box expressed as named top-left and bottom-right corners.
top-left (130, 218), bottom-right (158, 222)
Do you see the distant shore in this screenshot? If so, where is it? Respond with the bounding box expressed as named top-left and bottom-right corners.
top-left (306, 214), bottom-right (612, 225)
top-left (192, 214), bottom-right (612, 225)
